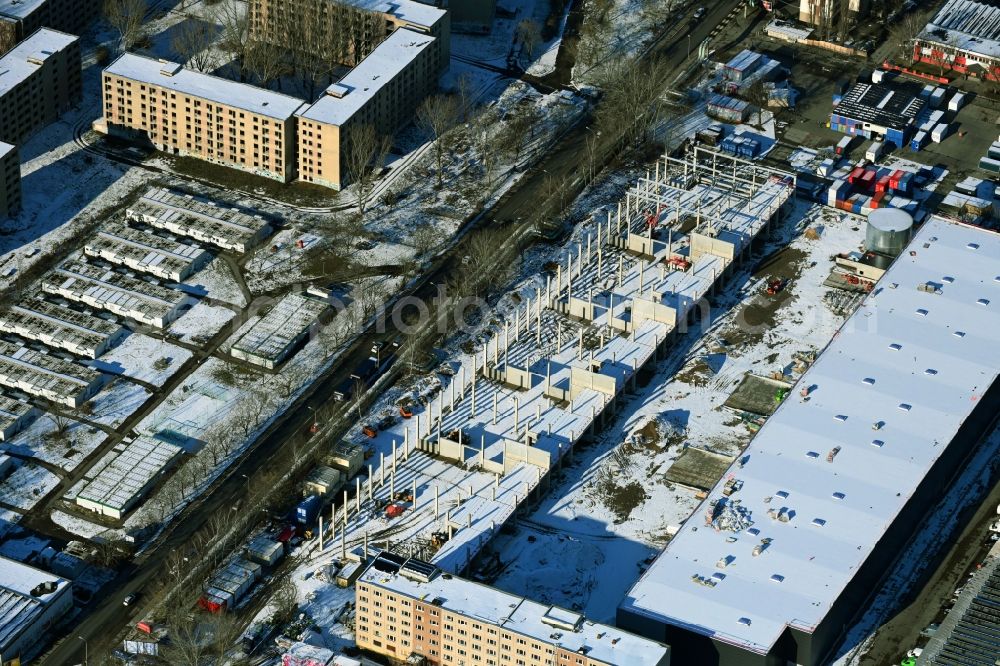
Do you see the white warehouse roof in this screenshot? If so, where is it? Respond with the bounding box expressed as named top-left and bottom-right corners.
top-left (104, 53), bottom-right (307, 121)
top-left (919, 0), bottom-right (1000, 60)
top-left (621, 216), bottom-right (1000, 654)
top-left (0, 555), bottom-right (70, 654)
top-left (346, 0), bottom-right (446, 28)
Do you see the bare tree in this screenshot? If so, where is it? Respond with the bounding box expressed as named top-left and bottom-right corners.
top-left (889, 13), bottom-right (925, 61)
top-left (417, 94), bottom-right (460, 188)
top-left (411, 222), bottom-right (444, 257)
top-left (516, 19), bottom-right (542, 60)
top-left (216, 1), bottom-right (251, 80)
top-left (344, 123), bottom-right (393, 215)
top-left (172, 19), bottom-right (216, 72)
top-left (104, 0), bottom-right (147, 52)
top-left (46, 412), bottom-right (71, 440)
top-left (245, 40), bottom-right (286, 88)
top-left (271, 576), bottom-right (299, 626)
top-left (161, 617), bottom-right (208, 666)
top-left (209, 607), bottom-right (243, 661)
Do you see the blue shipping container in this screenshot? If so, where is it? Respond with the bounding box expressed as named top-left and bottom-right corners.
top-left (296, 495), bottom-right (322, 525)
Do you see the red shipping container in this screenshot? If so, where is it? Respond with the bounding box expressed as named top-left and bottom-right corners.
top-left (848, 166), bottom-right (865, 183)
top-left (277, 525), bottom-right (295, 543)
top-left (889, 169), bottom-right (904, 188)
top-left (875, 175), bottom-right (891, 193)
top-left (136, 621), bottom-right (153, 634)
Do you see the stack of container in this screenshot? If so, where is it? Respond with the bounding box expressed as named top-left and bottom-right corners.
top-left (707, 94), bottom-right (750, 123)
top-left (199, 558), bottom-right (263, 612)
top-left (981, 142), bottom-right (1000, 174)
top-left (827, 179), bottom-right (851, 207)
top-left (910, 131), bottom-right (928, 151)
top-left (245, 535), bottom-right (285, 567)
top-left (816, 158), bottom-right (836, 177)
top-left (847, 166), bottom-right (865, 184)
top-left (858, 169), bottom-right (877, 192)
top-left (719, 134), bottom-right (761, 158)
top-left (697, 126), bottom-right (724, 146)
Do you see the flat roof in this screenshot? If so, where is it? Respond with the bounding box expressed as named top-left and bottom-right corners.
top-left (0, 0), bottom-right (46, 21)
top-left (77, 435), bottom-right (182, 512)
top-left (0, 28), bottom-right (78, 98)
top-left (231, 293), bottom-right (327, 361)
top-left (104, 53), bottom-right (307, 121)
top-left (919, 0), bottom-right (1000, 60)
top-left (298, 28), bottom-right (435, 127)
top-left (833, 82), bottom-right (925, 131)
top-left (346, 0), bottom-right (446, 28)
top-left (621, 216), bottom-right (1000, 654)
top-left (360, 555), bottom-right (669, 664)
top-left (0, 142), bottom-right (14, 160)
top-left (0, 555), bottom-right (70, 653)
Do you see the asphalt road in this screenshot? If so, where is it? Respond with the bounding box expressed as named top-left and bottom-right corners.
top-left (40, 3), bottom-right (752, 663)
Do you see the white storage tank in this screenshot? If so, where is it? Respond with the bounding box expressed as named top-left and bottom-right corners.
top-left (866, 208), bottom-right (913, 257)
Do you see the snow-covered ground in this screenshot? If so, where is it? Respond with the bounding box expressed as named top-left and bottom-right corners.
top-left (180, 257), bottom-right (248, 308)
top-left (87, 379), bottom-right (152, 429)
top-left (0, 413), bottom-right (108, 474)
top-left (0, 460), bottom-right (61, 513)
top-left (51, 509), bottom-right (113, 540)
top-left (90, 333), bottom-right (193, 386)
top-left (167, 301), bottom-right (238, 345)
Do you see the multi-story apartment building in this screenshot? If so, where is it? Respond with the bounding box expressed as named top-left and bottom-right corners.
top-left (0, 141), bottom-right (19, 219)
top-left (249, 0), bottom-right (450, 73)
top-left (355, 553), bottom-right (671, 666)
top-left (0, 0), bottom-right (99, 51)
top-left (0, 27), bottom-right (80, 145)
top-left (100, 53), bottom-right (307, 182)
top-left (297, 27), bottom-right (437, 189)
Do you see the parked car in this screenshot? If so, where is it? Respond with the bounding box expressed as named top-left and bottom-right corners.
top-left (123, 593), bottom-right (138, 607)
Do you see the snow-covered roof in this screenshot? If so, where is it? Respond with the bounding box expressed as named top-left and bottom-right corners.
top-left (0, 555), bottom-right (69, 652)
top-left (231, 293), bottom-right (327, 363)
top-left (104, 53), bottom-right (307, 121)
top-left (0, 0), bottom-right (46, 21)
top-left (621, 215), bottom-right (1000, 654)
top-left (77, 435), bottom-right (182, 513)
top-left (0, 142), bottom-right (14, 160)
top-left (0, 28), bottom-right (78, 97)
top-left (360, 556), bottom-right (670, 664)
top-left (919, 0), bottom-right (1000, 60)
top-left (344, 0), bottom-right (446, 28)
top-left (298, 28), bottom-right (435, 127)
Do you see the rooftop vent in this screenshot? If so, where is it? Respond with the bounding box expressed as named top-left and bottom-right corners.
top-left (954, 330), bottom-right (966, 338)
top-left (775, 490), bottom-right (789, 499)
top-left (159, 62), bottom-right (183, 77)
top-left (835, 414), bottom-right (848, 421)
top-left (327, 83), bottom-right (351, 98)
top-left (942, 276), bottom-right (955, 283)
top-left (889, 343), bottom-right (902, 351)
top-left (978, 298), bottom-right (990, 306)
top-left (871, 439), bottom-right (885, 447)
top-left (770, 574), bottom-right (785, 583)
top-left (738, 617), bottom-right (752, 626)
top-left (925, 368), bottom-right (938, 375)
top-left (812, 518), bottom-right (827, 527)
top-left (862, 377), bottom-right (875, 385)
top-left (967, 242), bottom-right (980, 250)
top-left (806, 451), bottom-right (820, 459)
top-left (898, 403), bottom-right (912, 411)
top-left (832, 491), bottom-right (846, 500)
top-left (916, 308), bottom-right (928, 316)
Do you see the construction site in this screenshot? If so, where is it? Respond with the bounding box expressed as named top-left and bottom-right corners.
top-left (301, 148), bottom-right (796, 579)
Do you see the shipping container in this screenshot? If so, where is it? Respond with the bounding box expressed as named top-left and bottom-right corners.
top-left (978, 157), bottom-right (1000, 173)
top-left (910, 131), bottom-right (928, 151)
top-left (336, 561), bottom-right (363, 588)
top-left (931, 122), bottom-right (952, 143)
top-left (848, 167), bottom-right (865, 184)
top-left (246, 535), bottom-right (284, 567)
top-left (948, 92), bottom-right (965, 111)
top-left (296, 495), bottom-right (322, 526)
top-left (836, 136), bottom-right (854, 155)
top-left (875, 175), bottom-right (891, 193)
top-left (928, 87), bottom-right (946, 108)
top-left (988, 142), bottom-right (1000, 160)
top-left (865, 141), bottom-right (884, 161)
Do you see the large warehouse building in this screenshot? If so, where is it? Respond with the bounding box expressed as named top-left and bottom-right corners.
top-left (0, 555), bottom-right (73, 659)
top-left (618, 216), bottom-right (1000, 665)
top-left (914, 0), bottom-right (1000, 82)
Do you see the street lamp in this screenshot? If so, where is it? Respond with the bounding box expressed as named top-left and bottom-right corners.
top-left (307, 406), bottom-right (319, 434)
top-left (78, 636), bottom-right (88, 666)
top-left (240, 473), bottom-right (250, 497)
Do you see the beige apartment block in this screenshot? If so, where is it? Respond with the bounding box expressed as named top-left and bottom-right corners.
top-left (0, 141), bottom-right (18, 219)
top-left (297, 28), bottom-right (437, 189)
top-left (355, 554), bottom-right (671, 666)
top-left (0, 27), bottom-right (80, 145)
top-left (249, 0), bottom-right (450, 73)
top-left (100, 53), bottom-right (306, 183)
